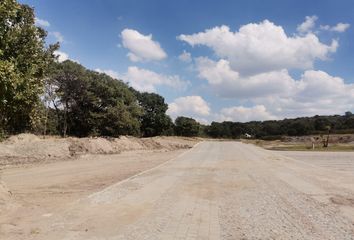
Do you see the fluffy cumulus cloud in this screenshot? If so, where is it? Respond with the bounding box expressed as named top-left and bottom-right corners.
top-left (54, 50), bottom-right (80, 63)
top-left (121, 29), bottom-right (167, 62)
top-left (197, 61), bottom-right (354, 120)
top-left (54, 50), bottom-right (69, 62)
top-left (35, 17), bottom-right (50, 27)
top-left (178, 50), bottom-right (192, 62)
top-left (176, 17), bottom-right (353, 121)
top-left (297, 15), bottom-right (318, 34)
top-left (217, 105), bottom-right (277, 122)
top-left (321, 23), bottom-right (351, 33)
top-left (95, 69), bottom-right (120, 79)
top-left (283, 71), bottom-right (354, 115)
top-left (214, 70), bottom-right (354, 121)
top-left (195, 57), bottom-right (295, 98)
top-left (167, 96), bottom-right (210, 120)
top-left (249, 70), bottom-right (354, 119)
top-left (122, 66), bottom-right (188, 92)
top-left (178, 20), bottom-right (338, 75)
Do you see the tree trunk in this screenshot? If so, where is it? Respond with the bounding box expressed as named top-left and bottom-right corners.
top-left (43, 108), bottom-right (48, 138)
top-left (63, 101), bottom-right (69, 138)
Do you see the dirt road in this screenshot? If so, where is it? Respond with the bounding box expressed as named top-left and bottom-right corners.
top-left (2, 141), bottom-right (354, 239)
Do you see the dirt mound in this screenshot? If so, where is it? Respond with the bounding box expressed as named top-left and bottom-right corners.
top-left (0, 134), bottom-right (198, 167)
top-left (68, 138), bottom-right (116, 155)
top-left (5, 133), bottom-right (41, 144)
top-left (0, 135), bottom-right (71, 165)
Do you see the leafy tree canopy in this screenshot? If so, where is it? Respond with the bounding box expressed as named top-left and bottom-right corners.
top-left (0, 0), bottom-right (58, 133)
top-left (47, 60), bottom-right (141, 137)
top-left (135, 92), bottom-right (173, 137)
top-left (174, 116), bottom-right (200, 137)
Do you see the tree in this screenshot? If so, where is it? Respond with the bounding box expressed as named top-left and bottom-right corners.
top-left (287, 121), bottom-right (311, 136)
top-left (314, 117), bottom-right (330, 131)
top-left (345, 111), bottom-right (353, 117)
top-left (47, 61), bottom-right (142, 137)
top-left (322, 125), bottom-right (331, 148)
top-left (206, 122), bottom-right (224, 138)
top-left (135, 92), bottom-right (173, 137)
top-left (174, 116), bottom-right (200, 137)
top-left (87, 69), bottom-right (142, 137)
top-left (0, 0), bottom-right (58, 133)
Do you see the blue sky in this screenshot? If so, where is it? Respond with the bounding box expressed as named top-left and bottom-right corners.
top-left (21, 0), bottom-right (354, 123)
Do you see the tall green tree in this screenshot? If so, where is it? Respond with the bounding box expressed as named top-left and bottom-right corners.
top-left (135, 92), bottom-right (173, 137)
top-left (48, 61), bottom-right (141, 137)
top-left (174, 116), bottom-right (200, 137)
top-left (0, 0), bottom-right (57, 133)
top-left (87, 69), bottom-right (142, 137)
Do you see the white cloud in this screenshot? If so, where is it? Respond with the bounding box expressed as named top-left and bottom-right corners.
top-left (195, 55), bottom-right (354, 119)
top-left (50, 31), bottom-right (64, 43)
top-left (332, 23), bottom-right (350, 32)
top-left (297, 15), bottom-right (318, 34)
top-left (216, 69), bottom-right (354, 121)
top-left (196, 57), bottom-right (239, 85)
top-left (195, 57), bottom-right (296, 98)
top-left (178, 20), bottom-right (337, 75)
top-left (121, 29), bottom-right (167, 62)
top-left (122, 66), bottom-right (188, 92)
top-left (217, 105), bottom-right (277, 122)
top-left (54, 50), bottom-right (69, 62)
top-left (54, 50), bottom-right (80, 64)
top-left (252, 70), bottom-right (354, 118)
top-left (35, 18), bottom-right (50, 27)
top-left (320, 23), bottom-right (350, 33)
top-left (95, 69), bottom-right (120, 79)
top-left (167, 96), bottom-right (210, 119)
top-left (178, 50), bottom-right (192, 62)
top-left (178, 18), bottom-right (353, 120)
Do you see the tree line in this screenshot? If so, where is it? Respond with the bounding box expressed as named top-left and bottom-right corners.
top-left (205, 112), bottom-right (354, 140)
top-left (1, 0), bottom-right (354, 140)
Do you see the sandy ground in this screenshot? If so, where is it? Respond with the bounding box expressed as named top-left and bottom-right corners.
top-left (273, 151), bottom-right (354, 173)
top-left (1, 141), bottom-right (354, 239)
top-left (0, 134), bottom-right (197, 167)
top-left (0, 149), bottom-right (187, 237)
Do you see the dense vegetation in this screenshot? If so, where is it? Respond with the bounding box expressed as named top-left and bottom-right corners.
top-left (43, 61), bottom-right (144, 137)
top-left (205, 112), bottom-right (354, 140)
top-left (0, 0), bottom-right (58, 135)
top-left (1, 0), bottom-right (354, 140)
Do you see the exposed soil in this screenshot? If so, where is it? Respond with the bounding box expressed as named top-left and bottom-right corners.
top-left (1, 141), bottom-right (354, 239)
top-left (245, 134), bottom-right (354, 151)
top-left (0, 134), bottom-right (197, 167)
top-left (282, 134), bottom-right (354, 144)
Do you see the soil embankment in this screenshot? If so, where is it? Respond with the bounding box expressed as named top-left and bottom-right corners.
top-left (0, 134), bottom-right (197, 167)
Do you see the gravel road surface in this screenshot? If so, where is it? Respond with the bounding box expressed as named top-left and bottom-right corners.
top-left (2, 142), bottom-right (354, 239)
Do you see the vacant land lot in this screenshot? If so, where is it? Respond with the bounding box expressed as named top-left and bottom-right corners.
top-left (275, 151), bottom-right (354, 173)
top-left (1, 141), bottom-right (354, 239)
top-left (247, 134), bottom-right (354, 152)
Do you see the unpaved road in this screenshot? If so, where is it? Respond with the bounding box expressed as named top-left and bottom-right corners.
top-left (2, 141), bottom-right (354, 239)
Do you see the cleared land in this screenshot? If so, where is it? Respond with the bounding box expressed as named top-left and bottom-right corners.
top-left (274, 150), bottom-right (354, 173)
top-left (1, 141), bottom-right (354, 239)
top-left (245, 134), bottom-right (354, 152)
